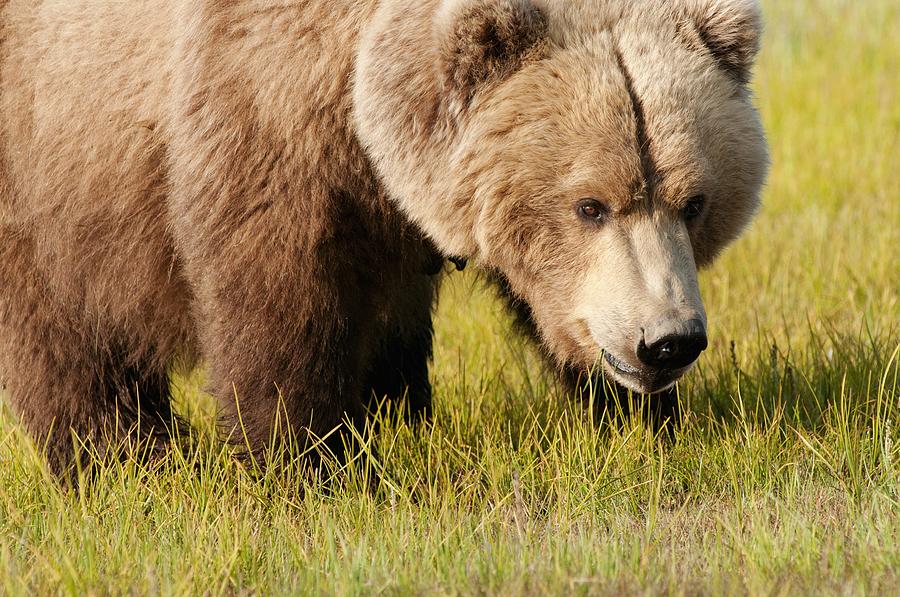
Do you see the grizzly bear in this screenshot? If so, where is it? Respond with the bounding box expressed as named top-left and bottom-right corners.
top-left (0, 0), bottom-right (768, 473)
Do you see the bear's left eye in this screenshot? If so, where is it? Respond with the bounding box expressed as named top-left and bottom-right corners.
top-left (683, 195), bottom-right (706, 221)
top-left (576, 198), bottom-right (608, 223)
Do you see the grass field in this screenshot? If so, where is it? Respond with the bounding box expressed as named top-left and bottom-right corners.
top-left (1, 0), bottom-right (898, 594)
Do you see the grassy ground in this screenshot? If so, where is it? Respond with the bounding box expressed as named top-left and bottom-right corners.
top-left (1, 1), bottom-right (898, 594)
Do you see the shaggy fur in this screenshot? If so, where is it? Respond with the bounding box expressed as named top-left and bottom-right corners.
top-left (0, 0), bottom-right (768, 473)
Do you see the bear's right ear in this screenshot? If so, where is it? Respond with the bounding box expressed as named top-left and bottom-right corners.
top-left (436, 0), bottom-right (548, 112)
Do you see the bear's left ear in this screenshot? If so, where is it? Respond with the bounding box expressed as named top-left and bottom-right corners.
top-left (680, 0), bottom-right (763, 84)
top-left (436, 0), bottom-right (548, 111)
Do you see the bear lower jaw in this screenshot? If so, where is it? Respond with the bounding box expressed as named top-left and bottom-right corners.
top-left (602, 351), bottom-right (683, 395)
top-left (603, 351), bottom-right (641, 376)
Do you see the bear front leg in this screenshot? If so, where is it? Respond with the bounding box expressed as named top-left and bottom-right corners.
top-left (201, 271), bottom-right (371, 464)
top-left (166, 87), bottom-right (428, 465)
top-left (364, 274), bottom-right (438, 423)
top-left (175, 202), bottom-right (380, 466)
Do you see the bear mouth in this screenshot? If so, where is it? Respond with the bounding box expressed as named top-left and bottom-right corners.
top-left (603, 351), bottom-right (641, 376)
top-left (602, 350), bottom-right (683, 395)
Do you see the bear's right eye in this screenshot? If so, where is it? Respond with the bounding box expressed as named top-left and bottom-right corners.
top-left (683, 195), bottom-right (706, 221)
top-left (576, 198), bottom-right (608, 223)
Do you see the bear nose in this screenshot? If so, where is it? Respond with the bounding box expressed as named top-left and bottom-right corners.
top-left (637, 318), bottom-right (708, 370)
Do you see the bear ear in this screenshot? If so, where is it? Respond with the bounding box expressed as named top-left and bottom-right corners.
top-left (436, 0), bottom-right (548, 111)
top-left (680, 0), bottom-right (763, 84)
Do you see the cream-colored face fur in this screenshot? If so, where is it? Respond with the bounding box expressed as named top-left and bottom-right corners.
top-left (355, 0), bottom-right (769, 393)
top-left (570, 213), bottom-right (707, 393)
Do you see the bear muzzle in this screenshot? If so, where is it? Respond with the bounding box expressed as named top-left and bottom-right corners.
top-left (599, 316), bottom-right (707, 394)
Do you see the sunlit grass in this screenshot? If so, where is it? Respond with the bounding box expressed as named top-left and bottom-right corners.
top-left (1, 0), bottom-right (898, 594)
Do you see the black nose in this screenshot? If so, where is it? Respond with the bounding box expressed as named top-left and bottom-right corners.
top-left (637, 318), bottom-right (708, 370)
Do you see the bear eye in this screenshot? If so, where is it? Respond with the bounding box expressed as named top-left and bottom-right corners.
top-left (576, 198), bottom-right (608, 223)
top-left (683, 195), bottom-right (706, 221)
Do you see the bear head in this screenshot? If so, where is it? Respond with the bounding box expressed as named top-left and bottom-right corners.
top-left (354, 0), bottom-right (769, 394)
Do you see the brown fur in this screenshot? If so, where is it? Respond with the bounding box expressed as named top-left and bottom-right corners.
top-left (0, 0), bottom-right (767, 473)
